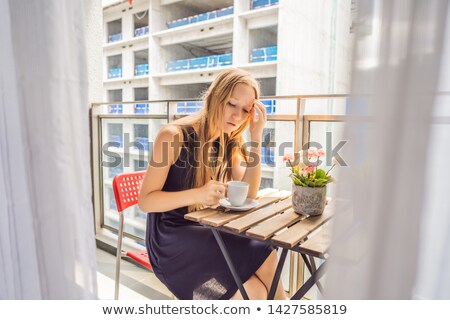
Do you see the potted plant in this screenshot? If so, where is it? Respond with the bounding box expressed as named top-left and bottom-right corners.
top-left (283, 148), bottom-right (336, 216)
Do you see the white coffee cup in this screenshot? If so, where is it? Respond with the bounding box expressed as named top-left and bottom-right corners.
top-left (227, 181), bottom-right (249, 206)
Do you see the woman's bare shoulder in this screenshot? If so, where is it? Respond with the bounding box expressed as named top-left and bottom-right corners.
top-left (157, 124), bottom-right (183, 143)
top-left (151, 125), bottom-right (185, 166)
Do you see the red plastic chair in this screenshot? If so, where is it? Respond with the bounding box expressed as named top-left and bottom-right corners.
top-left (112, 171), bottom-right (150, 299)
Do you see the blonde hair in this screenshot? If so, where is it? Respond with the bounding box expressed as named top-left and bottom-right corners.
top-left (171, 68), bottom-right (260, 212)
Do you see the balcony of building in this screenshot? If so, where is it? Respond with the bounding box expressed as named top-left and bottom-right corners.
top-left (90, 94), bottom-right (349, 299)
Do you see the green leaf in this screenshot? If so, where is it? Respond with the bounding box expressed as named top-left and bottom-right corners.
top-left (307, 180), bottom-right (316, 187)
top-left (299, 176), bottom-right (308, 184)
top-left (316, 169), bottom-right (327, 179)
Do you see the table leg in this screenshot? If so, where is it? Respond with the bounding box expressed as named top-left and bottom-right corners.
top-left (290, 260), bottom-right (327, 300)
top-left (301, 253), bottom-right (314, 274)
top-left (211, 229), bottom-right (249, 300)
top-left (301, 253), bottom-right (325, 296)
top-left (268, 248), bottom-right (288, 300)
top-left (308, 255), bottom-right (325, 297)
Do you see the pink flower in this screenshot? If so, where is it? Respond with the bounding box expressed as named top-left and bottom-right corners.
top-left (305, 166), bottom-right (315, 173)
top-left (307, 147), bottom-right (318, 159)
top-left (283, 154), bottom-right (294, 162)
top-left (317, 149), bottom-right (325, 158)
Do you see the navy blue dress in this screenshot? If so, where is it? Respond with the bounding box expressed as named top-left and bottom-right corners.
top-left (145, 128), bottom-right (274, 300)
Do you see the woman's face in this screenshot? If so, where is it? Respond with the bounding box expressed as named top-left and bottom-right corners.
top-left (222, 83), bottom-right (255, 134)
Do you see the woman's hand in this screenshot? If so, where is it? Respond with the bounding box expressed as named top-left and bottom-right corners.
top-left (249, 100), bottom-right (267, 142)
top-left (196, 180), bottom-right (227, 206)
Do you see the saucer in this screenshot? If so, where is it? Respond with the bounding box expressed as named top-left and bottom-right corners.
top-left (219, 198), bottom-right (259, 211)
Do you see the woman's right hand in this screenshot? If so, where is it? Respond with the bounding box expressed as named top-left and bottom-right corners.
top-left (196, 180), bottom-right (227, 206)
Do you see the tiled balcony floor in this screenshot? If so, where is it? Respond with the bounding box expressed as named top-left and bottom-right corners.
top-left (96, 248), bottom-right (172, 300)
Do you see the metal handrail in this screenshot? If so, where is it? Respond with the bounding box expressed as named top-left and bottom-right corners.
top-left (90, 94), bottom-right (350, 108)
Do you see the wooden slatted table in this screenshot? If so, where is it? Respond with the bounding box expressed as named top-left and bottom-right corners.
top-left (184, 188), bottom-right (333, 300)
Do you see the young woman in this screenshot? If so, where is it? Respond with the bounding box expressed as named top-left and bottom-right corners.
top-left (138, 68), bottom-right (286, 300)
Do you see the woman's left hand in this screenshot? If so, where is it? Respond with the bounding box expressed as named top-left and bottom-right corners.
top-left (249, 99), bottom-right (267, 142)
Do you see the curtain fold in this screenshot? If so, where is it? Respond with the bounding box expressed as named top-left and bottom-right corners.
top-left (414, 2), bottom-right (450, 298)
top-left (0, 0), bottom-right (97, 299)
top-left (325, 0), bottom-right (450, 299)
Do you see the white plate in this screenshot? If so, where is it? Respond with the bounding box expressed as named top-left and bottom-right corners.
top-left (219, 198), bottom-right (259, 211)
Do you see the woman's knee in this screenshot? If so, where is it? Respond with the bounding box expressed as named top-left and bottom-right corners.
top-left (230, 275), bottom-right (268, 300)
top-left (256, 250), bottom-right (278, 275)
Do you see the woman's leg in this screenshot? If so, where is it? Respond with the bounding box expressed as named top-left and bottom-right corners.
top-left (230, 275), bottom-right (268, 300)
top-left (254, 250), bottom-right (287, 300)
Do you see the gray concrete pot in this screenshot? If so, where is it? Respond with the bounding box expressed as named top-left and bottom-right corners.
top-left (292, 184), bottom-right (327, 216)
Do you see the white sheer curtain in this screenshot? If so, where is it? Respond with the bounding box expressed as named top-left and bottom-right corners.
top-left (0, 0), bottom-right (97, 299)
top-left (415, 3), bottom-right (450, 298)
top-left (325, 0), bottom-right (450, 299)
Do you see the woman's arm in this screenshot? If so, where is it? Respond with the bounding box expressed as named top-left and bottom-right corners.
top-left (231, 100), bottom-right (267, 199)
top-left (232, 143), bottom-right (261, 199)
top-left (139, 189), bottom-right (201, 213)
top-left (138, 125), bottom-right (192, 212)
